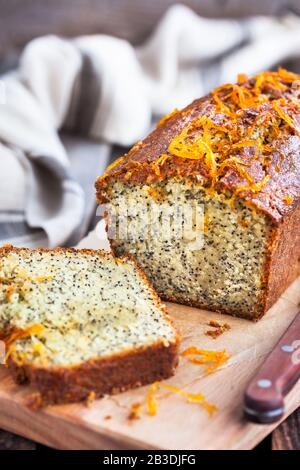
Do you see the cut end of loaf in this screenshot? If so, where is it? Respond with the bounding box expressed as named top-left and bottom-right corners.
top-left (0, 246), bottom-right (179, 404)
top-left (104, 179), bottom-right (273, 320)
top-left (96, 69), bottom-right (300, 321)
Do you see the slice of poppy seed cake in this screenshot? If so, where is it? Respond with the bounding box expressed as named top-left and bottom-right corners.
top-left (96, 69), bottom-right (300, 321)
top-left (0, 246), bottom-right (179, 405)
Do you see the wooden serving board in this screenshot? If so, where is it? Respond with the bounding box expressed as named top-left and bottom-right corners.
top-left (0, 227), bottom-right (300, 450)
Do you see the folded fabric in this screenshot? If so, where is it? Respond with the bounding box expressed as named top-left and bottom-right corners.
top-left (1, 4), bottom-right (300, 247)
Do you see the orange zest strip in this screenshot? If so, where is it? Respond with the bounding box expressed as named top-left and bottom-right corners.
top-left (237, 73), bottom-right (248, 84)
top-left (168, 134), bottom-right (206, 160)
top-left (2, 324), bottom-right (45, 347)
top-left (212, 83), bottom-right (237, 115)
top-left (86, 391), bottom-right (96, 408)
top-left (201, 116), bottom-right (230, 133)
top-left (182, 347), bottom-right (230, 374)
top-left (103, 156), bottom-right (124, 176)
top-left (5, 285), bottom-right (15, 303)
top-left (235, 175), bottom-right (270, 194)
top-left (216, 157), bottom-right (253, 184)
top-left (2, 324), bottom-right (45, 364)
top-left (255, 72), bottom-right (287, 91)
top-left (161, 383), bottom-right (203, 401)
top-left (167, 117), bottom-right (219, 180)
top-left (147, 382), bottom-right (159, 416)
top-left (99, 68), bottom-right (300, 203)
top-left (161, 384), bottom-right (218, 416)
top-left (34, 276), bottom-right (53, 282)
top-left (157, 108), bottom-right (179, 127)
top-left (146, 381), bottom-right (218, 418)
top-left (155, 154), bottom-right (170, 166)
top-left (272, 101), bottom-right (299, 135)
top-left (4, 343), bottom-right (16, 364)
top-left (278, 67), bottom-right (300, 82)
top-left (231, 140), bottom-right (258, 149)
top-left (282, 195), bottom-right (294, 205)
top-left (150, 154), bottom-right (170, 176)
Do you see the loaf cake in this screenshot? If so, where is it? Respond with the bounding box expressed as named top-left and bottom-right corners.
top-left (0, 246), bottom-right (179, 405)
top-left (96, 68), bottom-right (300, 320)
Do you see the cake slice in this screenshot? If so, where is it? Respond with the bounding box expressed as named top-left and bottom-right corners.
top-left (96, 68), bottom-right (300, 321)
top-left (0, 246), bottom-right (179, 405)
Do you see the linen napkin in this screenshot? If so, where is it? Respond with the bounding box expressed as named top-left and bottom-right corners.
top-left (1, 4), bottom-right (300, 247)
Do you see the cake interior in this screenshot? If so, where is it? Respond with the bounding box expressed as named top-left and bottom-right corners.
top-left (0, 249), bottom-right (175, 366)
top-left (107, 179), bottom-right (272, 319)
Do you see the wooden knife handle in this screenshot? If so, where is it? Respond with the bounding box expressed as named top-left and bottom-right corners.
top-left (244, 312), bottom-right (300, 424)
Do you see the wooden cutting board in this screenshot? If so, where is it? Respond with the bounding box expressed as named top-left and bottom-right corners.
top-left (0, 227), bottom-right (299, 450)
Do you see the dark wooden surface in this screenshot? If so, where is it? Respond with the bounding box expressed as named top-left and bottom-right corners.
top-left (272, 408), bottom-right (300, 450)
top-left (0, 430), bottom-right (36, 450)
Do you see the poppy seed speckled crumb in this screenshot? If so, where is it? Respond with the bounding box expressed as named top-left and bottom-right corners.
top-left (104, 179), bottom-right (272, 320)
top-left (96, 70), bottom-right (300, 320)
top-left (0, 246), bottom-right (180, 405)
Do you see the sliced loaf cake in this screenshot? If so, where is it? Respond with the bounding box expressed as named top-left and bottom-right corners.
top-left (96, 69), bottom-right (300, 320)
top-left (0, 246), bottom-right (179, 405)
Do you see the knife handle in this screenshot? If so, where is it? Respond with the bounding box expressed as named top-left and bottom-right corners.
top-left (244, 312), bottom-right (300, 424)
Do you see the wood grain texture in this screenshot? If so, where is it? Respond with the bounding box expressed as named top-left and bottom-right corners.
top-left (272, 409), bottom-right (300, 450)
top-left (0, 429), bottom-right (36, 450)
top-left (0, 228), bottom-right (299, 450)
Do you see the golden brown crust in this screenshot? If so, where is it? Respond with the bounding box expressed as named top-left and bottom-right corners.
top-left (0, 245), bottom-right (180, 405)
top-left (9, 341), bottom-right (179, 406)
top-left (262, 203), bottom-right (300, 314)
top-left (96, 70), bottom-right (300, 224)
top-left (95, 70), bottom-right (300, 320)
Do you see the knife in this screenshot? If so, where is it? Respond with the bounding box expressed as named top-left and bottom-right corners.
top-left (244, 311), bottom-right (300, 424)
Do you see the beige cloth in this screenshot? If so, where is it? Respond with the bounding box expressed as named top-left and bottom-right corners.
top-left (1, 5), bottom-right (300, 247)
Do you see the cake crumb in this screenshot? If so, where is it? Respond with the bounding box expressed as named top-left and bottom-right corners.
top-left (205, 321), bottom-right (231, 339)
top-left (26, 392), bottom-right (43, 410)
top-left (127, 402), bottom-right (142, 421)
top-left (86, 391), bottom-right (96, 408)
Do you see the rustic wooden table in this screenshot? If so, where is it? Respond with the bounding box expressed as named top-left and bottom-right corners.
top-left (272, 409), bottom-right (300, 450)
